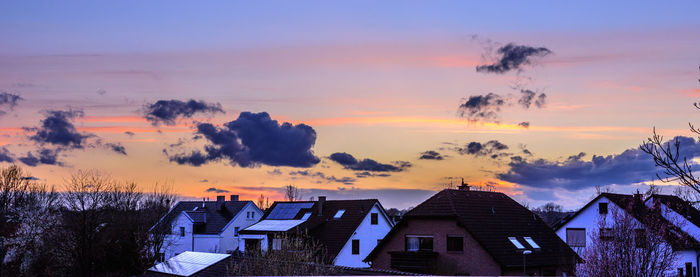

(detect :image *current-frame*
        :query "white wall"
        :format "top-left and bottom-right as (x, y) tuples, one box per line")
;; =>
(556, 196), (700, 273)
(220, 202), (264, 253)
(333, 203), (393, 268)
(162, 213), (194, 259)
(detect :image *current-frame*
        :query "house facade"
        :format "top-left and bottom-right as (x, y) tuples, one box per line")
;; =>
(366, 185), (578, 276)
(153, 195), (263, 260)
(555, 192), (700, 277)
(238, 196), (393, 268)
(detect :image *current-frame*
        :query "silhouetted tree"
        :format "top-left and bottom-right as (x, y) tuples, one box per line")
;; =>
(284, 184), (300, 202)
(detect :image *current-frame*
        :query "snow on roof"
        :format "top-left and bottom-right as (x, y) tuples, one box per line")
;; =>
(244, 219), (307, 231)
(149, 251), (230, 276)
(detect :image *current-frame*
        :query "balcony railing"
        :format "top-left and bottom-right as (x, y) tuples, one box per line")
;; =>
(388, 251), (439, 273)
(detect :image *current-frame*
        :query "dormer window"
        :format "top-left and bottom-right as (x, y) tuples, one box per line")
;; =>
(599, 202), (608, 214)
(334, 209), (345, 219)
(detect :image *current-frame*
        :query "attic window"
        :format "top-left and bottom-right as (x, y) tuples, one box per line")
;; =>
(508, 237), (525, 249)
(523, 237), (540, 249)
(599, 202), (608, 214)
(301, 212), (312, 220)
(333, 209), (345, 219)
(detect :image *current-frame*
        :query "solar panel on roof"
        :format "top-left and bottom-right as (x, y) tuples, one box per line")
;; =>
(267, 202), (314, 219)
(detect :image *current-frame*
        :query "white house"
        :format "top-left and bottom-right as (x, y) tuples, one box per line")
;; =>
(555, 192), (700, 276)
(152, 195), (263, 260)
(239, 196), (394, 268)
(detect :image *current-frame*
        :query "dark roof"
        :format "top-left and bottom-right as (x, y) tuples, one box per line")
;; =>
(556, 193), (700, 250)
(240, 199), (385, 260)
(153, 200), (251, 235)
(366, 189), (578, 268)
(650, 194), (700, 228)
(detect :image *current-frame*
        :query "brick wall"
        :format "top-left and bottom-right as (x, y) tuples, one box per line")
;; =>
(370, 218), (501, 275)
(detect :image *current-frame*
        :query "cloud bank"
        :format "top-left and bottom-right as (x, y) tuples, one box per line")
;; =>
(168, 111), (320, 168)
(329, 152), (411, 172)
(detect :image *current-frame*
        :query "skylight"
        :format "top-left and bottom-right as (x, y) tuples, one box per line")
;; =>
(334, 209), (345, 219)
(524, 237), (540, 249)
(508, 237), (525, 249)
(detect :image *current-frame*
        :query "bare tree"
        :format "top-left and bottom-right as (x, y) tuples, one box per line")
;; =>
(640, 66), (700, 197)
(284, 184), (300, 202)
(256, 193), (270, 210)
(228, 232), (334, 275)
(576, 205), (678, 277)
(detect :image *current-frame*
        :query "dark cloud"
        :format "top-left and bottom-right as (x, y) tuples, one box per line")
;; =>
(96, 89), (107, 95)
(518, 122), (530, 128)
(267, 168), (282, 175)
(0, 92), (23, 113)
(518, 90), (546, 109)
(0, 147), (14, 163)
(20, 176), (40, 181)
(124, 131), (135, 137)
(26, 109), (90, 148)
(476, 43), (552, 74)
(168, 112), (320, 168)
(458, 93), (505, 122)
(18, 148), (62, 167)
(498, 136), (700, 191)
(328, 152), (357, 166)
(205, 187), (230, 193)
(355, 171), (391, 178)
(453, 140), (510, 159)
(328, 152), (410, 172)
(105, 143), (127, 155)
(419, 150), (444, 160)
(143, 99), (224, 126)
(288, 170), (356, 185)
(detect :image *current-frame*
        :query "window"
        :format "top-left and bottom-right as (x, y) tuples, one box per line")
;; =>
(600, 228), (614, 241)
(447, 236), (464, 252)
(523, 237), (540, 249)
(634, 229), (646, 248)
(334, 209), (345, 219)
(508, 237), (525, 249)
(246, 211), (251, 219)
(405, 236), (433, 252)
(371, 213), (378, 225)
(180, 226), (185, 237)
(234, 227), (239, 237)
(599, 202), (608, 214)
(566, 228), (586, 247)
(352, 239), (360, 255)
(272, 238), (282, 251)
(251, 212), (255, 219)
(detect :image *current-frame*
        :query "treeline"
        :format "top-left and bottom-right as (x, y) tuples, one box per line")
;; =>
(0, 165), (175, 277)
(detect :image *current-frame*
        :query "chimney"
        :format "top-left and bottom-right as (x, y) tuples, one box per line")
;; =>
(633, 190), (642, 202)
(202, 197), (206, 208)
(458, 178), (470, 191)
(318, 196), (326, 216)
(217, 195), (225, 210)
(230, 194), (239, 201)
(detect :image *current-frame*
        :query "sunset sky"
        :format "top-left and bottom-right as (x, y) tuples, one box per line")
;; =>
(1, 1), (699, 210)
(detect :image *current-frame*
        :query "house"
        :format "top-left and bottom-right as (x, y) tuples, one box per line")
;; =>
(238, 196), (394, 268)
(555, 192), (700, 276)
(145, 251), (232, 277)
(152, 195), (264, 260)
(365, 184), (578, 276)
